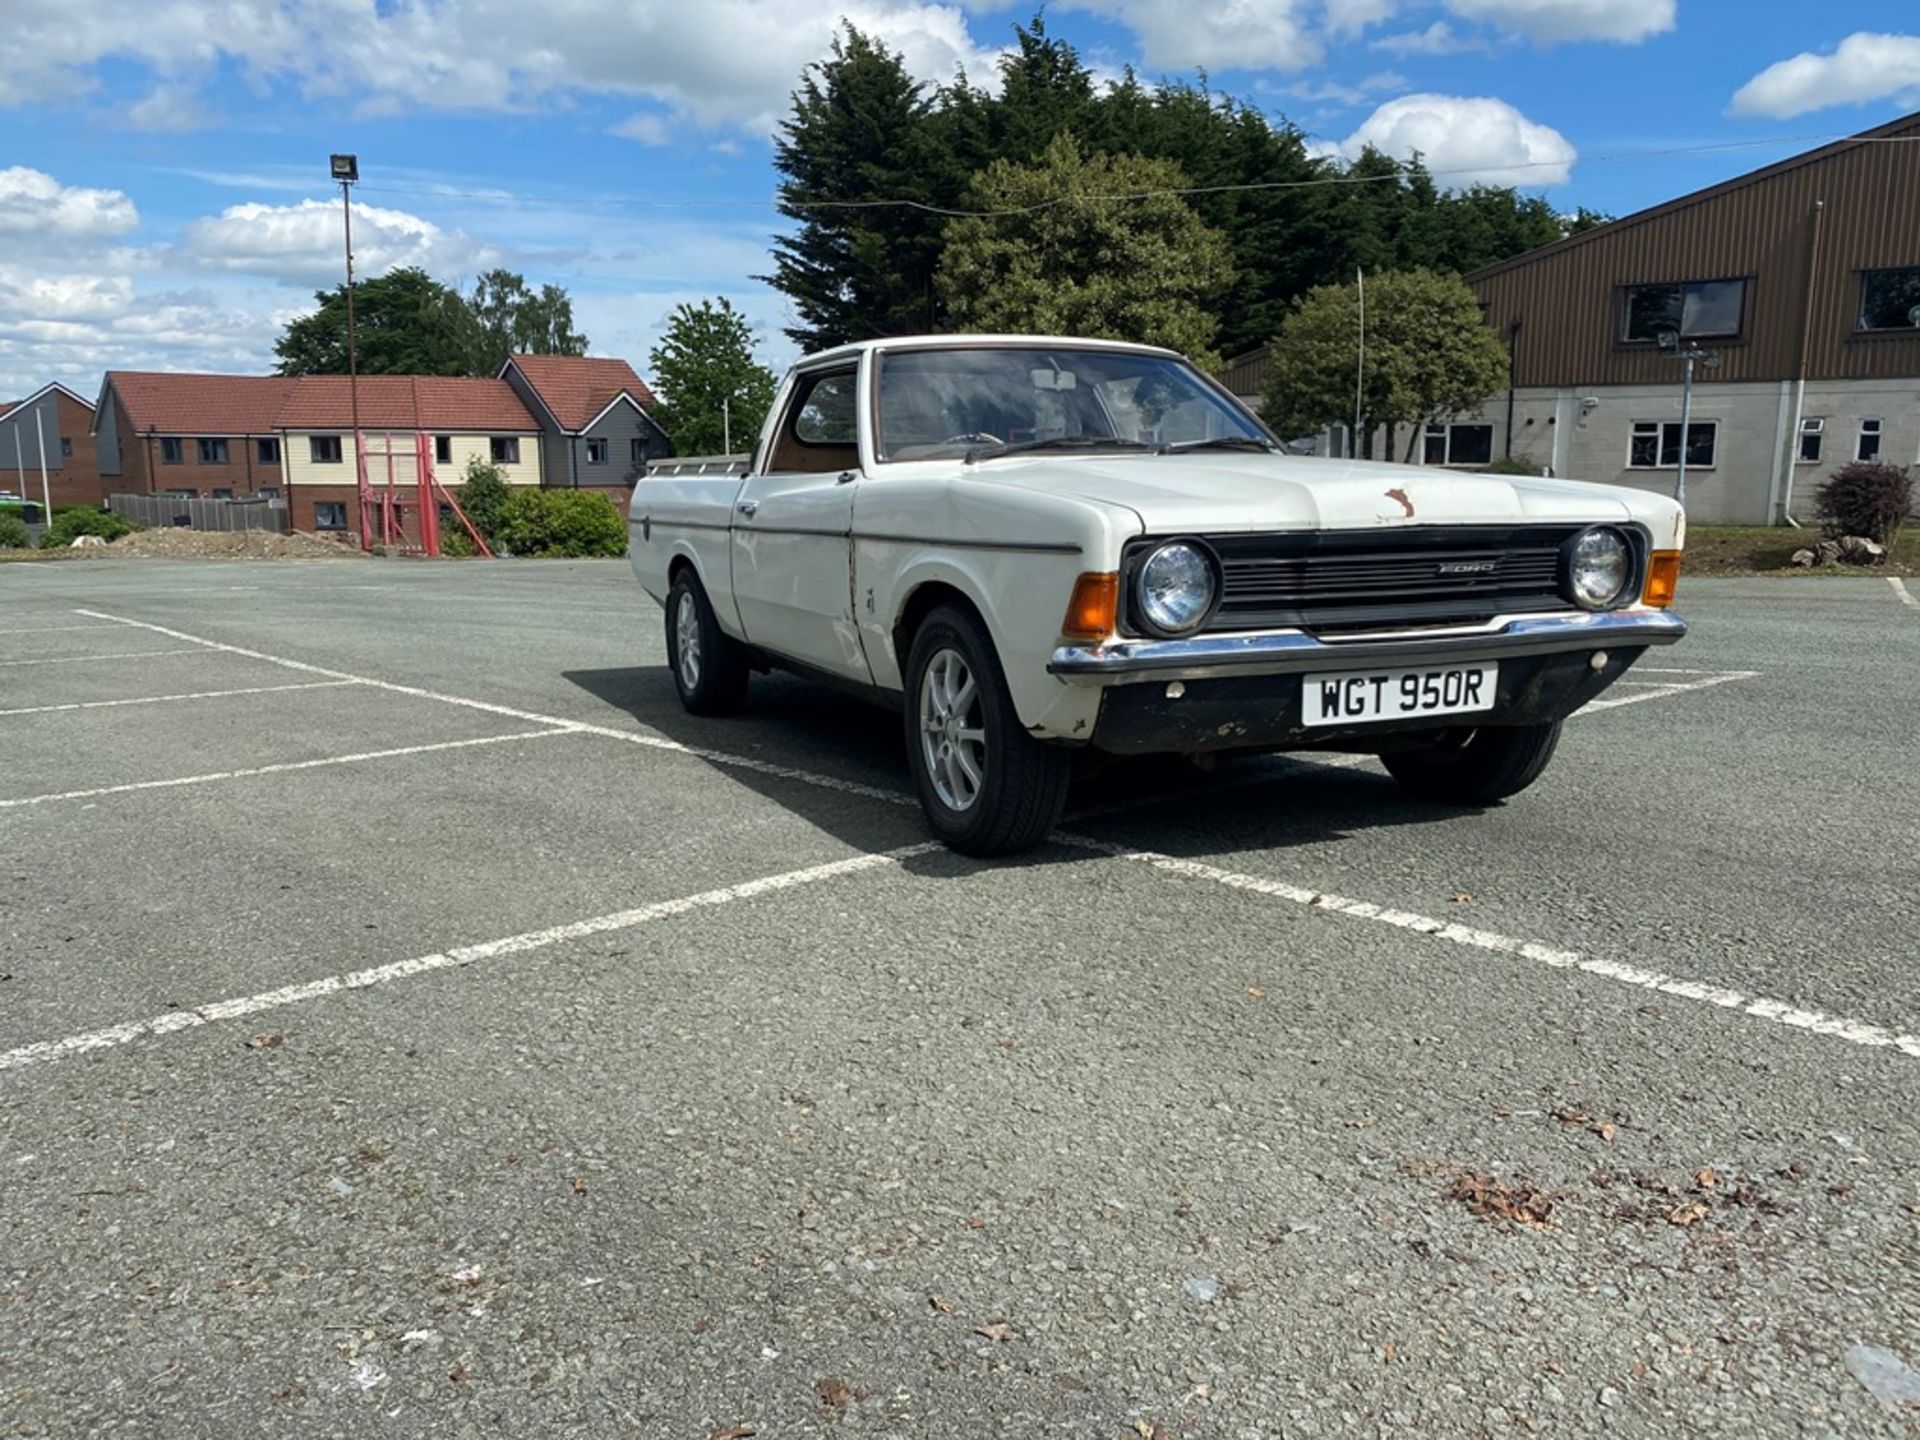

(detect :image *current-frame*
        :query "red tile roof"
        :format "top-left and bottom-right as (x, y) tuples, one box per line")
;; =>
(105, 372), (297, 436)
(507, 354), (656, 431)
(276, 376), (538, 432)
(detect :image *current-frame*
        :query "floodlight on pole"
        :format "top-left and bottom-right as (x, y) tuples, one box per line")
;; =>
(332, 153), (368, 550)
(1656, 329), (1719, 511)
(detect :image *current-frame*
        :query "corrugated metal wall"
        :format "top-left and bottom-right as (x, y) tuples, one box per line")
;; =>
(1471, 118), (1920, 389)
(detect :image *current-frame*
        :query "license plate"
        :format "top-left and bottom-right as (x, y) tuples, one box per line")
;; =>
(1302, 663), (1498, 726)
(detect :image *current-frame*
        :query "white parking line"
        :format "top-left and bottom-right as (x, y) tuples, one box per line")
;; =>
(0, 728), (574, 811)
(0, 648), (202, 668)
(0, 679), (361, 719)
(75, 609), (914, 807)
(1892, 577), (1918, 610)
(1, 624), (127, 635)
(1579, 669), (1758, 712)
(1056, 837), (1920, 1061)
(0, 842), (940, 1073)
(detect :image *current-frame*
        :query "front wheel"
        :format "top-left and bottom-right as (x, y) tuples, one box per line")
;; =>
(665, 569), (750, 716)
(904, 606), (1071, 857)
(1380, 722), (1562, 805)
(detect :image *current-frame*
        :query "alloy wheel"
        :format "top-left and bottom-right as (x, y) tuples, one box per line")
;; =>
(918, 647), (986, 812)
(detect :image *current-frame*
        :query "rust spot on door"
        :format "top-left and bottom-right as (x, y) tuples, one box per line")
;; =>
(1385, 487), (1415, 518)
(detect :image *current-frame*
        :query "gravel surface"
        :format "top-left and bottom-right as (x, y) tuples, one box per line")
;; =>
(0, 559), (1915, 1438)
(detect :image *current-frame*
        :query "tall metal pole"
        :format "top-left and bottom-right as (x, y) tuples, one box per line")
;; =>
(34, 402), (52, 521)
(722, 395), (731, 456)
(1675, 351), (1694, 509)
(1353, 268), (1366, 460)
(342, 177), (365, 550)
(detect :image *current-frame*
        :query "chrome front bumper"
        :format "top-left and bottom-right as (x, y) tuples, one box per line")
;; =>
(1048, 609), (1688, 685)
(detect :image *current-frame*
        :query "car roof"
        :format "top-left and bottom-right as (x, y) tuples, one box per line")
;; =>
(795, 334), (1185, 368)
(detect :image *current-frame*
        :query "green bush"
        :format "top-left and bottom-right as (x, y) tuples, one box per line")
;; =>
(494, 489), (627, 558)
(0, 513), (29, 549)
(454, 456), (512, 546)
(1483, 455), (1544, 476)
(1813, 462), (1911, 547)
(38, 508), (139, 549)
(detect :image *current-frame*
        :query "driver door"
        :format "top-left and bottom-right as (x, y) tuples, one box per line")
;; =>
(729, 363), (870, 681)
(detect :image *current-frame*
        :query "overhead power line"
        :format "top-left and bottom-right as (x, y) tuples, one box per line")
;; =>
(345, 127), (1920, 220)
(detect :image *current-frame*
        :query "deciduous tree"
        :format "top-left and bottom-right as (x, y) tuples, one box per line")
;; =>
(647, 298), (779, 456)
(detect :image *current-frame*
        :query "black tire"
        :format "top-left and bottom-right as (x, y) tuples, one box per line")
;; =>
(1380, 721), (1563, 805)
(903, 605), (1072, 857)
(665, 569), (750, 716)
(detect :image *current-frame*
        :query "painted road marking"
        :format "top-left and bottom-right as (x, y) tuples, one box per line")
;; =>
(0, 679), (362, 719)
(1892, 577), (1918, 610)
(0, 648), (202, 668)
(1055, 837), (1920, 1061)
(0, 843), (941, 1073)
(75, 609), (914, 807)
(1580, 669), (1758, 712)
(1, 624), (130, 636)
(0, 728), (574, 811)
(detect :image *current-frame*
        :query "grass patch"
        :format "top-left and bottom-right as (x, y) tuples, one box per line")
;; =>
(1685, 525), (1920, 578)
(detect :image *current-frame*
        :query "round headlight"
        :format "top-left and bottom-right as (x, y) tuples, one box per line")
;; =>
(1565, 527), (1633, 609)
(1137, 540), (1217, 634)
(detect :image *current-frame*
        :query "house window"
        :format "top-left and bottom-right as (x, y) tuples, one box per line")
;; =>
(197, 438), (229, 464)
(257, 486), (281, 500)
(1858, 418), (1883, 462)
(60, 437), (72, 458)
(435, 436), (452, 464)
(1797, 417), (1824, 464)
(160, 437), (183, 464)
(631, 437), (648, 469)
(585, 437), (608, 465)
(310, 435), (343, 464)
(257, 438), (280, 464)
(1858, 267), (1920, 332)
(212, 488), (234, 499)
(313, 502), (349, 531)
(490, 436), (520, 464)
(1629, 420), (1717, 469)
(1422, 423), (1495, 467)
(1621, 279), (1747, 343)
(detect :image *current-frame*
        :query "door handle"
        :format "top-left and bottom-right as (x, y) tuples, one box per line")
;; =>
(835, 471), (856, 485)
(736, 499), (759, 518)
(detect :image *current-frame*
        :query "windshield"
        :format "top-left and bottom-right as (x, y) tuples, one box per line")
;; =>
(875, 345), (1271, 463)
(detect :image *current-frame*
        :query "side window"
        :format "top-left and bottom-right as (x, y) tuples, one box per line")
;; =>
(767, 367), (860, 473)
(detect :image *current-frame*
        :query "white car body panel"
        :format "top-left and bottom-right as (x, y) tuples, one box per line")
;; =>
(628, 334), (1687, 743)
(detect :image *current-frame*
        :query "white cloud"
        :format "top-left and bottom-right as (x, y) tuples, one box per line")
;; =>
(1730, 33), (1920, 119)
(123, 84), (210, 132)
(1324, 0), (1400, 37)
(1371, 21), (1491, 56)
(1444, 0), (1673, 45)
(1062, 0), (1322, 70)
(180, 200), (496, 287)
(1282, 71), (1408, 108)
(0, 168), (138, 242)
(1322, 94), (1577, 185)
(611, 113), (674, 146)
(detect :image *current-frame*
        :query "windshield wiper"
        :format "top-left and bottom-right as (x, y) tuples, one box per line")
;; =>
(964, 435), (1158, 464)
(1155, 436), (1282, 455)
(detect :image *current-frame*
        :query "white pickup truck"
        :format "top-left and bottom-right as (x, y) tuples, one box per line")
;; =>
(629, 334), (1686, 855)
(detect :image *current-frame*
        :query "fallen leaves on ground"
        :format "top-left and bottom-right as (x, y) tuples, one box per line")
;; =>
(929, 1294), (956, 1315)
(974, 1321), (1017, 1343)
(1446, 1171), (1556, 1230)
(569, 1177), (588, 1196)
(1695, 1168), (1720, 1189)
(1552, 1108), (1618, 1143)
(1246, 986), (1265, 999)
(1448, 890), (1475, 904)
(1667, 1201), (1713, 1228)
(815, 1377), (852, 1409)
(244, 1032), (283, 1049)
(710, 1427), (756, 1440)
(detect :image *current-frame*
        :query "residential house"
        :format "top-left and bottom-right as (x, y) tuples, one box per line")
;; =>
(500, 353), (671, 509)
(92, 373), (295, 500)
(274, 375), (542, 535)
(0, 384), (103, 508)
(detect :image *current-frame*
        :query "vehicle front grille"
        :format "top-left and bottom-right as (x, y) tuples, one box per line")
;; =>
(1122, 524), (1628, 635)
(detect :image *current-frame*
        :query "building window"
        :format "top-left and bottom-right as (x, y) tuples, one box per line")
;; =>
(631, 437), (648, 469)
(257, 438), (280, 464)
(257, 486), (281, 500)
(1797, 417), (1824, 464)
(1629, 420), (1717, 469)
(1621, 279), (1746, 344)
(585, 437), (608, 465)
(1858, 418), (1883, 462)
(310, 435), (343, 464)
(1422, 423), (1495, 467)
(197, 438), (230, 464)
(435, 436), (452, 464)
(490, 436), (520, 464)
(212, 487), (234, 499)
(314, 502), (349, 531)
(164, 488), (197, 498)
(60, 437), (72, 458)
(1859, 267), (1920, 332)
(160, 437), (183, 464)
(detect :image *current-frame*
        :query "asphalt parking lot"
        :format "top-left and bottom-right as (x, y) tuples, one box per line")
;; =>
(1, 558), (1916, 1438)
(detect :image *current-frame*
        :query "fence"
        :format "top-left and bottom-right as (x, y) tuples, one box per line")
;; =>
(108, 493), (292, 534)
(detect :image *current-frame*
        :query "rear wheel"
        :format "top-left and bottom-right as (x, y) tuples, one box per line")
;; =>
(1381, 722), (1562, 805)
(904, 606), (1071, 857)
(666, 569), (749, 716)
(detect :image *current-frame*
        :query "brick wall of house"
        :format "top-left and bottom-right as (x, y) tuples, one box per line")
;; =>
(0, 390), (103, 507)
(120, 427), (287, 499)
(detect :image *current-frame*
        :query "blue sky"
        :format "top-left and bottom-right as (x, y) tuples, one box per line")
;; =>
(3, 1), (1917, 399)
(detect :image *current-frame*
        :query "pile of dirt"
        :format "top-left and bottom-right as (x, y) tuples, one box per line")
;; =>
(108, 529), (366, 560)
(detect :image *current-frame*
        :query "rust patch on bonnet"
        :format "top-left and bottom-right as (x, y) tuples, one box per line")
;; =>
(1384, 487), (1415, 518)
